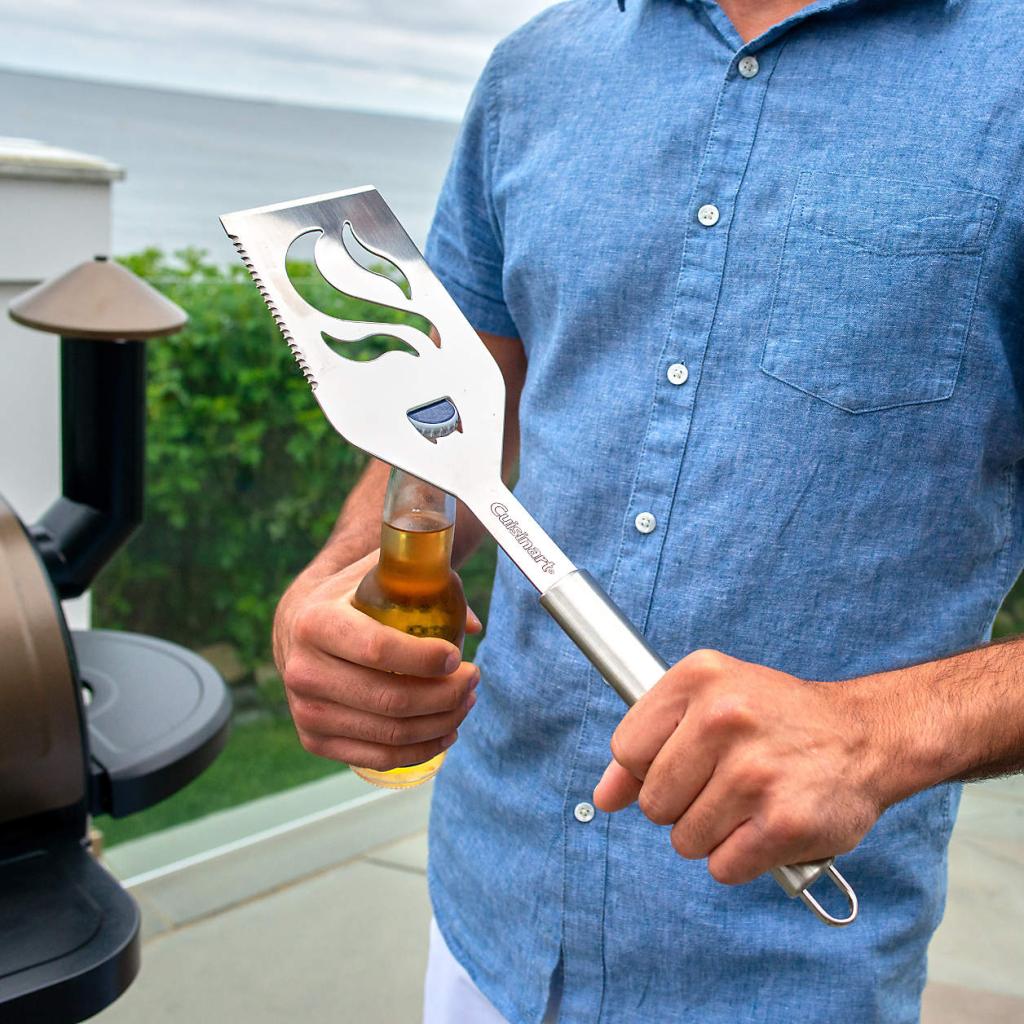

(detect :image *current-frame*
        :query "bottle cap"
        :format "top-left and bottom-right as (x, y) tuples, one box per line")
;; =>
(408, 399), (460, 439)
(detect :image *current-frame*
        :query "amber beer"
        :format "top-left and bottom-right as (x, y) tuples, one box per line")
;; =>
(351, 467), (466, 789)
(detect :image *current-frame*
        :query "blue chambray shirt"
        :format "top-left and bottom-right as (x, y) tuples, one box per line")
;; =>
(423, 1), (1024, 1021)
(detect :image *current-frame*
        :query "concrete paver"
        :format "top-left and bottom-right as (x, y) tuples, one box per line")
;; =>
(926, 778), (1024, 1000)
(94, 778), (1024, 1023)
(95, 859), (432, 1024)
(921, 982), (1024, 1024)
(365, 832), (429, 875)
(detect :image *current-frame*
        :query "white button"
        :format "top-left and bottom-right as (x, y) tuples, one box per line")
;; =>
(574, 801), (595, 823)
(698, 204), (720, 227)
(667, 362), (689, 386)
(738, 56), (760, 79)
(634, 512), (657, 534)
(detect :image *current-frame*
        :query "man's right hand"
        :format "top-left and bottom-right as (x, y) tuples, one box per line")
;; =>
(273, 550), (481, 772)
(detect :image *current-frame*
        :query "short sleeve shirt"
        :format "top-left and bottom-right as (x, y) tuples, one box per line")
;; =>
(424, 2), (1024, 1022)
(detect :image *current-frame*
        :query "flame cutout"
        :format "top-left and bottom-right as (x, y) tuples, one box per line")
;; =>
(342, 220), (412, 300)
(286, 229), (436, 364)
(223, 187), (509, 495)
(321, 330), (419, 361)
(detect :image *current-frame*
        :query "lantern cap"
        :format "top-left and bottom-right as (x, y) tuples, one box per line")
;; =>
(8, 256), (187, 340)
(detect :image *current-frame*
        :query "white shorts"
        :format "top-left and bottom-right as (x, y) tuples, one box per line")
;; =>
(423, 919), (561, 1024)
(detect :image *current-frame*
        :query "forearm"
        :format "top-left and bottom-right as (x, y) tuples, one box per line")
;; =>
(313, 458), (391, 574)
(854, 635), (1024, 808)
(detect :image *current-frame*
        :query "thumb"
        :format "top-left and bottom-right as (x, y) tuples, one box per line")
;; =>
(592, 760), (643, 813)
(466, 605), (483, 635)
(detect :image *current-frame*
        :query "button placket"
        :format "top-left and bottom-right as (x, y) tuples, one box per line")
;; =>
(610, 45), (779, 634)
(559, 47), (779, 1023)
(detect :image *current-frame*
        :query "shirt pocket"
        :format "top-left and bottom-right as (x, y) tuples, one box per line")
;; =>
(760, 172), (999, 414)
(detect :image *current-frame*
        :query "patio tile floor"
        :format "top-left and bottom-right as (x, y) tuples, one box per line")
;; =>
(94, 777), (1024, 1023)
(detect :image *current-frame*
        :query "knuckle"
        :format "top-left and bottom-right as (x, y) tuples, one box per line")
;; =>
(609, 732), (627, 764)
(685, 648), (727, 678)
(670, 826), (702, 860)
(707, 856), (744, 886)
(609, 732), (642, 776)
(292, 607), (321, 647)
(637, 788), (671, 826)
(373, 684), (409, 718)
(441, 684), (465, 713)
(281, 665), (303, 695)
(281, 651), (313, 694)
(299, 731), (328, 758)
(376, 718), (409, 748)
(734, 757), (773, 796)
(358, 630), (386, 667)
(289, 695), (317, 730)
(704, 696), (754, 735)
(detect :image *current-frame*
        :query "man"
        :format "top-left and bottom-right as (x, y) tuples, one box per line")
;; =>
(273, 0), (1024, 1020)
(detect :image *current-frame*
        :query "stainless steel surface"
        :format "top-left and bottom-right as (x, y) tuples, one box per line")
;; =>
(775, 863), (859, 927)
(539, 570), (858, 926)
(539, 569), (668, 704)
(772, 860), (829, 897)
(220, 188), (573, 593)
(221, 188), (859, 924)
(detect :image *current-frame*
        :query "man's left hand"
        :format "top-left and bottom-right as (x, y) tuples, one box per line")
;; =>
(592, 649), (887, 885)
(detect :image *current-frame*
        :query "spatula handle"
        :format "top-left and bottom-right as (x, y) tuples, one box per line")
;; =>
(539, 568), (858, 927)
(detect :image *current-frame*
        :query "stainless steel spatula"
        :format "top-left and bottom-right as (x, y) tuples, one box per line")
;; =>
(220, 186), (858, 927)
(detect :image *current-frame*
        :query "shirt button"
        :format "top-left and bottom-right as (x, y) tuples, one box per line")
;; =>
(667, 362), (689, 386)
(697, 204), (720, 227)
(634, 512), (657, 534)
(574, 801), (595, 823)
(737, 55), (760, 79)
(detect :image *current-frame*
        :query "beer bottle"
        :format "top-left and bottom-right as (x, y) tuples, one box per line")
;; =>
(350, 449), (466, 789)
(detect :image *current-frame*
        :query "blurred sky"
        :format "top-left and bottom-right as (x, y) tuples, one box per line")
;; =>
(0, 0), (553, 121)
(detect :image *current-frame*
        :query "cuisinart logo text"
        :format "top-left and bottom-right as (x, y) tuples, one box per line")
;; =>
(490, 503), (556, 574)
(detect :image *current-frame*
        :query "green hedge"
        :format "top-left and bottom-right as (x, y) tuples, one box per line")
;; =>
(93, 247), (1024, 675)
(93, 249), (496, 671)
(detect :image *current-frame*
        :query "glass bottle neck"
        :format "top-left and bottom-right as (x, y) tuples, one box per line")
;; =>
(380, 468), (456, 572)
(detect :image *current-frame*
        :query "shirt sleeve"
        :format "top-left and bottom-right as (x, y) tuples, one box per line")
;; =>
(425, 52), (519, 340)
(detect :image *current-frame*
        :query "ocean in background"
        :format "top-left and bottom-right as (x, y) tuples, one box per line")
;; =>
(0, 1), (549, 122)
(0, 69), (460, 258)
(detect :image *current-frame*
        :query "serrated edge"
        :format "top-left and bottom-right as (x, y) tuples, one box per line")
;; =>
(227, 233), (318, 390)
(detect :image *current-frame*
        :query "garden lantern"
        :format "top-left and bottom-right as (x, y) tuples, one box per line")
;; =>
(9, 254), (187, 596)
(0, 258), (231, 1023)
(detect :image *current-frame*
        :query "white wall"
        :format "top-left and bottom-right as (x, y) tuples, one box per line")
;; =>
(0, 139), (124, 628)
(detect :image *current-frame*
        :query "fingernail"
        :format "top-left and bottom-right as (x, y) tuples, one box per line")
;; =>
(466, 691), (478, 710)
(445, 651), (461, 673)
(469, 670), (481, 690)
(441, 731), (458, 749)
